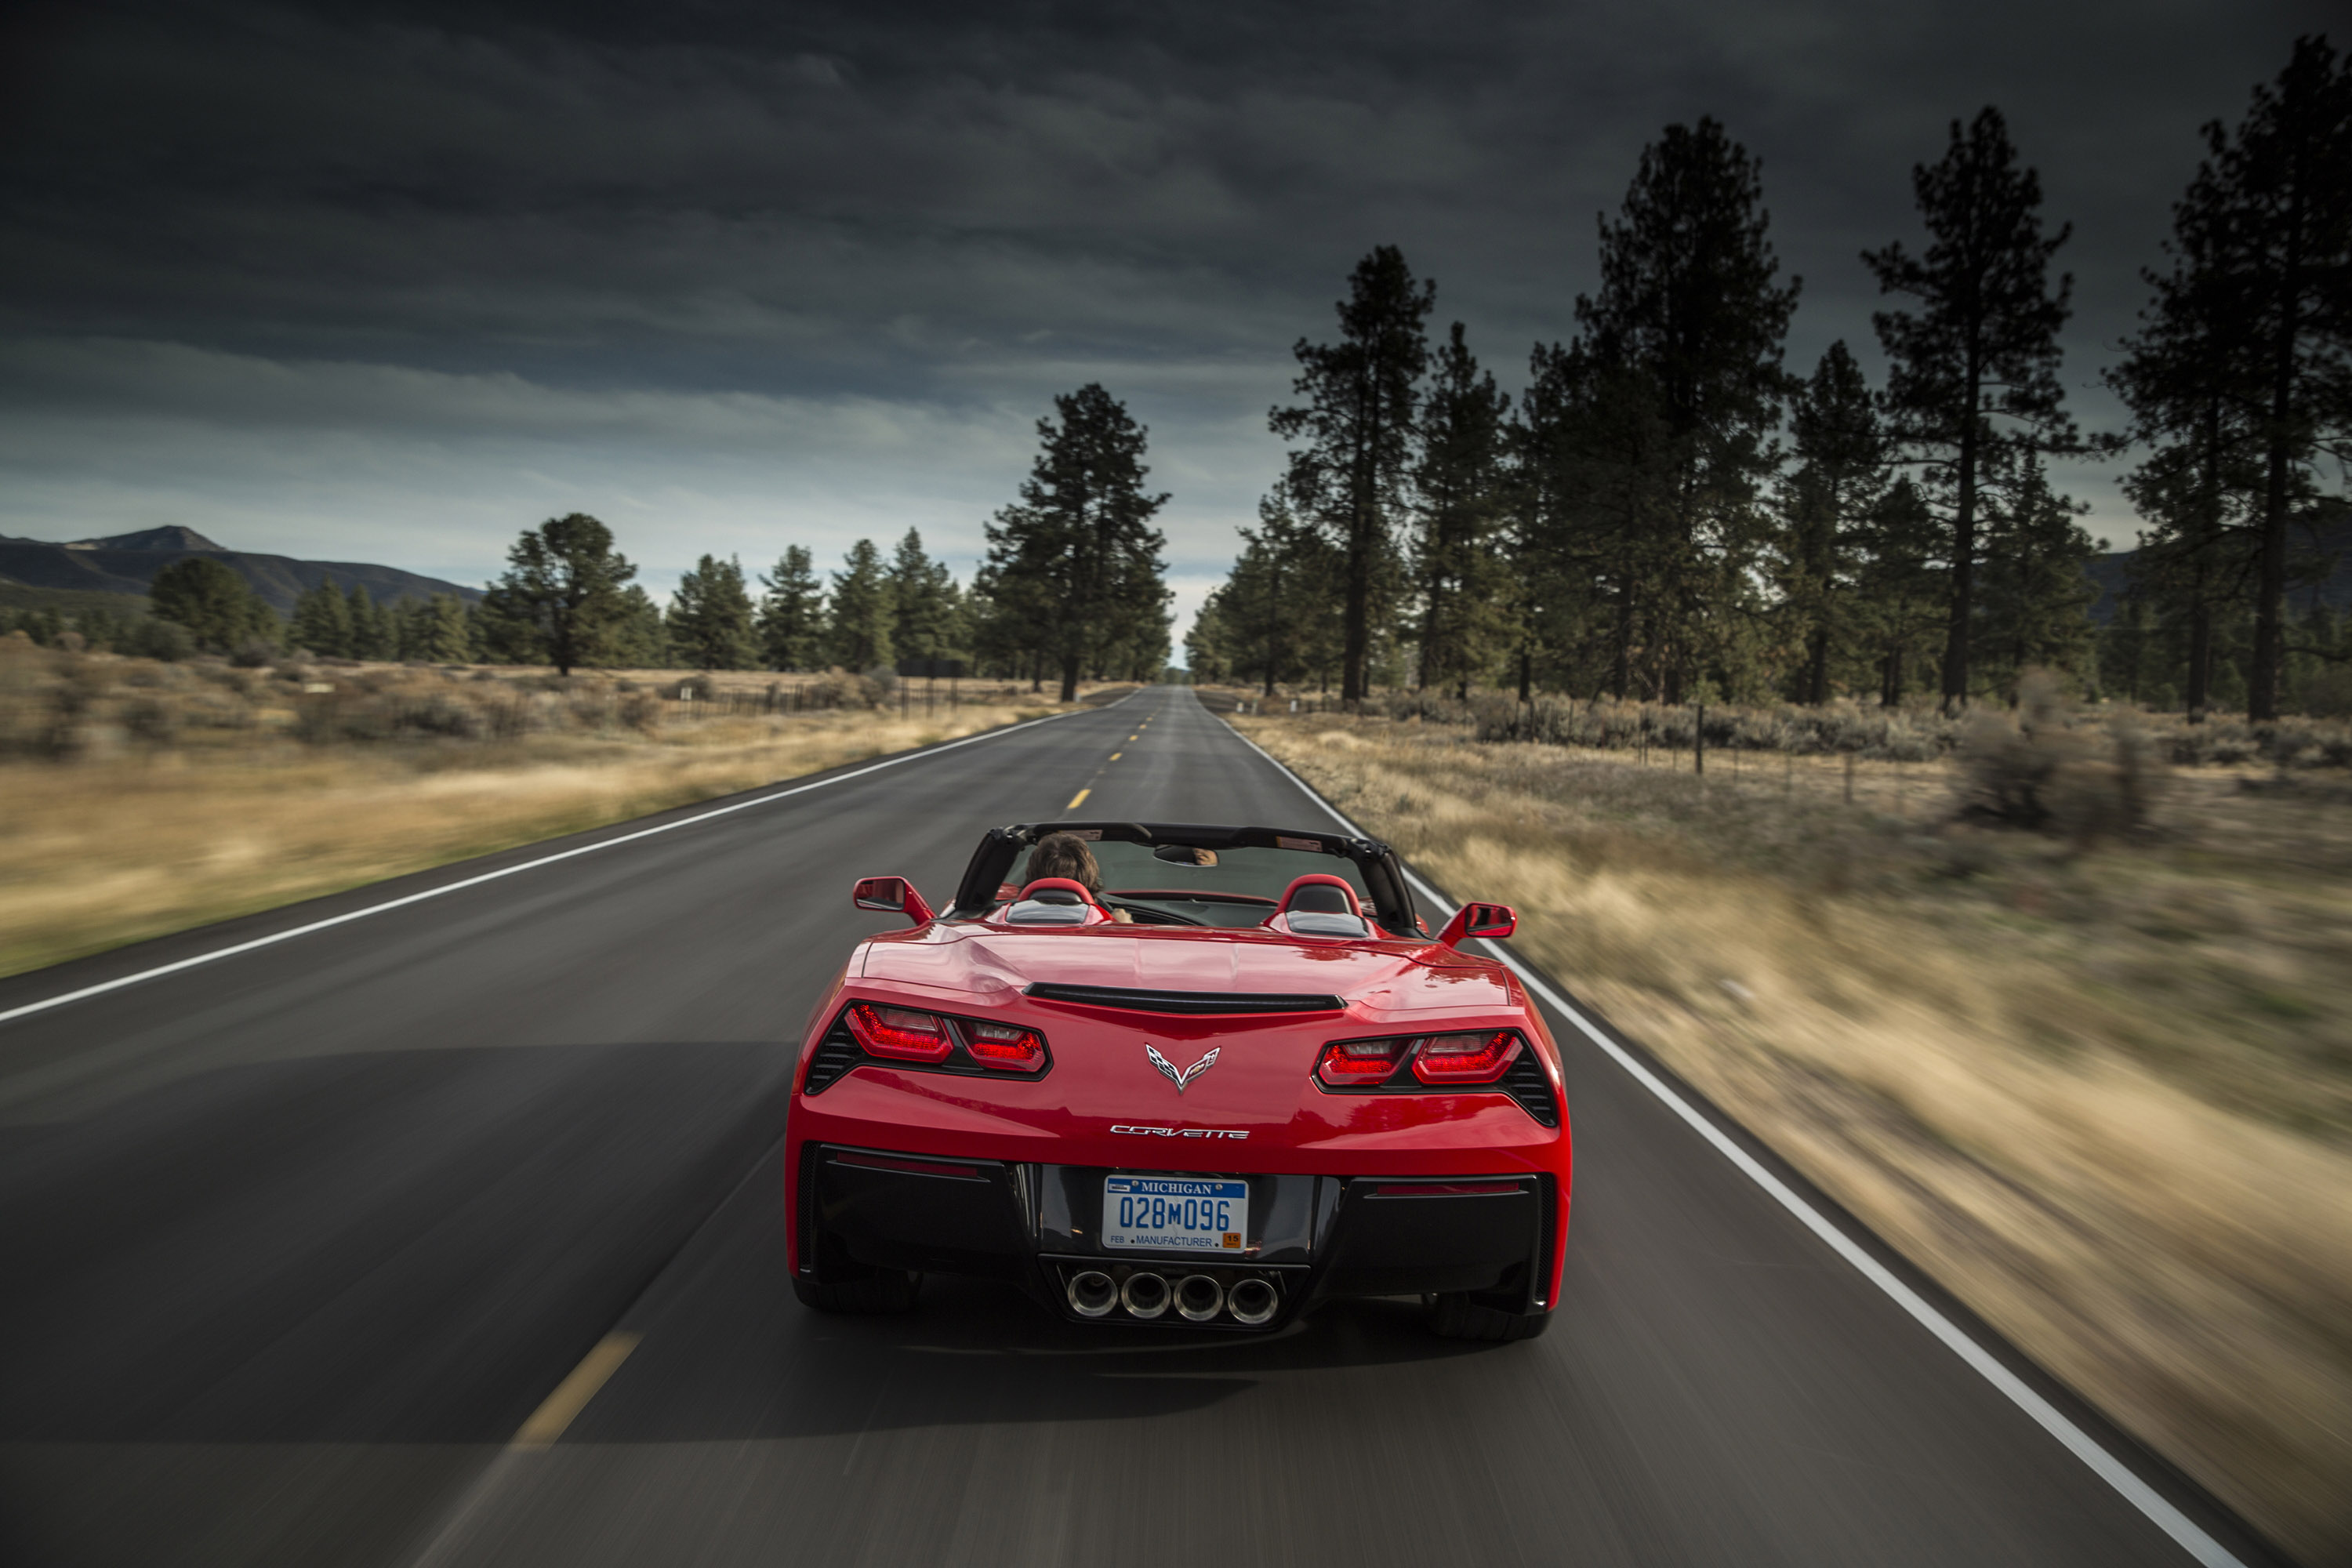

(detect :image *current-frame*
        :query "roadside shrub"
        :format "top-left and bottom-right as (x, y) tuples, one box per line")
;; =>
(1954, 672), (2165, 844)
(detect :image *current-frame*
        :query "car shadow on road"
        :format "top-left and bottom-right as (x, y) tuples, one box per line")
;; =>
(568, 1145), (1512, 1445)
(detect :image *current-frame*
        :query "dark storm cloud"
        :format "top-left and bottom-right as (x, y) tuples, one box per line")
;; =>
(0, 0), (2336, 612)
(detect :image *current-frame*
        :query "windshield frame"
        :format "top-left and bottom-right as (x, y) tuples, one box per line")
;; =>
(949, 821), (1421, 938)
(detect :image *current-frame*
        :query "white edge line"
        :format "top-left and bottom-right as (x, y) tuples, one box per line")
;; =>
(0, 691), (1138, 1030)
(1215, 710), (2242, 1568)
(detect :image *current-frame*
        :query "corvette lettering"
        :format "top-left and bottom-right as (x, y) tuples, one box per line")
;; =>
(1109, 1124), (1250, 1139)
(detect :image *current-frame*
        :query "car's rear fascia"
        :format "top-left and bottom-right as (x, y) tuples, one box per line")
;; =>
(784, 964), (1573, 1330)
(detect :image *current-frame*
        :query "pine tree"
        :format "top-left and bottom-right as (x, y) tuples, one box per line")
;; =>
(608, 586), (671, 668)
(1775, 342), (1887, 703)
(1271, 247), (1433, 703)
(828, 539), (895, 671)
(1853, 477), (1947, 706)
(481, 514), (638, 675)
(1575, 118), (1800, 702)
(2108, 133), (2269, 721)
(1865, 106), (2080, 711)
(2167, 38), (2352, 718)
(148, 557), (277, 654)
(424, 593), (473, 663)
(756, 546), (826, 670)
(345, 585), (387, 661)
(290, 577), (352, 656)
(1411, 323), (1513, 695)
(885, 529), (959, 666)
(666, 554), (758, 670)
(982, 383), (1171, 701)
(1975, 456), (2099, 690)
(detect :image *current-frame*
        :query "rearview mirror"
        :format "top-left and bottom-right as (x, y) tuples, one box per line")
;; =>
(1152, 844), (1219, 866)
(1436, 902), (1516, 948)
(852, 876), (935, 927)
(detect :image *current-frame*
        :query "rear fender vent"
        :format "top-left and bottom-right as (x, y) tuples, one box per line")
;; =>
(803, 1019), (864, 1094)
(1024, 983), (1345, 1015)
(1500, 1052), (1560, 1128)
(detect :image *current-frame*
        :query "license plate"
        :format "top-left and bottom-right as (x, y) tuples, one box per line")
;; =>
(1102, 1175), (1248, 1253)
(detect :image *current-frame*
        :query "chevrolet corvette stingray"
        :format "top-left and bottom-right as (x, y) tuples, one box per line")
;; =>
(784, 822), (1572, 1340)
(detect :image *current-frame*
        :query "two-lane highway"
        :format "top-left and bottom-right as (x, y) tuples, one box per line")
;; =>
(0, 689), (2266, 1566)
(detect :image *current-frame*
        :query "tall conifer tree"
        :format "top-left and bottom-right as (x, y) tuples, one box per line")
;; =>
(1865, 107), (2079, 711)
(828, 539), (895, 671)
(1272, 247), (1433, 703)
(756, 546), (826, 670)
(667, 554), (758, 670)
(982, 384), (1171, 702)
(1411, 324), (1513, 695)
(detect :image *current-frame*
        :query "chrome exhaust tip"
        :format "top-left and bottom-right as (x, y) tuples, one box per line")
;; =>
(1120, 1271), (1171, 1320)
(1175, 1274), (1225, 1323)
(1067, 1269), (1117, 1319)
(1227, 1276), (1278, 1326)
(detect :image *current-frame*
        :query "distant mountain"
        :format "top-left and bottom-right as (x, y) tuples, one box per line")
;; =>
(2084, 517), (2350, 624)
(66, 526), (228, 553)
(0, 532), (484, 614)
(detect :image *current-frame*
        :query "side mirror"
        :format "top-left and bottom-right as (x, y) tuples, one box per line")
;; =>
(852, 876), (935, 927)
(1436, 902), (1516, 948)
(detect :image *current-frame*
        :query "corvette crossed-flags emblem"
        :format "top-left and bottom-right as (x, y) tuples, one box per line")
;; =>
(1144, 1043), (1219, 1094)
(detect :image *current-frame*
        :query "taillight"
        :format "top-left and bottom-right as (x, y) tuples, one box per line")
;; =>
(964, 1020), (1047, 1073)
(1318, 1037), (1408, 1086)
(1410, 1030), (1521, 1084)
(845, 1004), (953, 1063)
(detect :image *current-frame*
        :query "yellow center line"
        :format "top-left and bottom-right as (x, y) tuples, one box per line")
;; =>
(1108, 752), (1122, 761)
(514, 1332), (639, 1450)
(1128, 734), (1139, 742)
(1065, 787), (1091, 811)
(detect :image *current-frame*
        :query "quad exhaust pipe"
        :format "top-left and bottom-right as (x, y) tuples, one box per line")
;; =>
(1120, 1271), (1171, 1319)
(1175, 1274), (1224, 1323)
(1066, 1266), (1279, 1326)
(1067, 1269), (1117, 1318)
(1227, 1276), (1278, 1326)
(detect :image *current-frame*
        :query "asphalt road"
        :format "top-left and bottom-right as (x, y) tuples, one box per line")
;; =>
(0, 688), (2270, 1567)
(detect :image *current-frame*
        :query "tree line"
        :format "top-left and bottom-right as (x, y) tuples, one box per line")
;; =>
(470, 385), (1173, 696)
(1188, 35), (2352, 720)
(10, 383), (1178, 693)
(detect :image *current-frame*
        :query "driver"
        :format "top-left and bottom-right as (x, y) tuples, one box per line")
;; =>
(1026, 832), (1134, 924)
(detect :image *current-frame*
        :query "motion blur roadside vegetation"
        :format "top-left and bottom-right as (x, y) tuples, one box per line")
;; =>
(0, 629), (1123, 979)
(1228, 683), (2352, 1563)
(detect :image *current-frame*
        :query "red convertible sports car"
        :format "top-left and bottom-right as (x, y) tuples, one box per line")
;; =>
(784, 822), (1572, 1340)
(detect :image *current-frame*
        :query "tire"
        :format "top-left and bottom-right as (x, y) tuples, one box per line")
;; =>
(1430, 1290), (1552, 1341)
(793, 1270), (923, 1315)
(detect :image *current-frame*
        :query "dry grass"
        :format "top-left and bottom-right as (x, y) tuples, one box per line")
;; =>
(0, 636), (1111, 978)
(1235, 710), (2352, 1565)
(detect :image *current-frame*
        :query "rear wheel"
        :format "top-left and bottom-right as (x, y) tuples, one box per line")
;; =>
(1430, 1290), (1552, 1341)
(793, 1269), (923, 1314)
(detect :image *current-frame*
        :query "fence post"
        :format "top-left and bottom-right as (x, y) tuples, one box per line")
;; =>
(1694, 700), (1705, 777)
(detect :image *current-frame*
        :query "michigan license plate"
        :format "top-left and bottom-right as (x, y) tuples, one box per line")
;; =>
(1102, 1175), (1247, 1253)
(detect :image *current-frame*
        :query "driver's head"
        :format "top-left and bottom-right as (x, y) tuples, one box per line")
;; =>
(1029, 832), (1103, 895)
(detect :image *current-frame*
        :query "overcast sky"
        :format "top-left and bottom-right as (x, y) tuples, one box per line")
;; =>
(0, 0), (2334, 644)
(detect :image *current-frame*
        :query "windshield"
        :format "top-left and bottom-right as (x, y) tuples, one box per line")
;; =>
(1004, 840), (1372, 930)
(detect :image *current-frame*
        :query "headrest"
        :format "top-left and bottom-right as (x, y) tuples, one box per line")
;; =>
(1269, 873), (1370, 939)
(1275, 874), (1361, 915)
(1004, 876), (1105, 927)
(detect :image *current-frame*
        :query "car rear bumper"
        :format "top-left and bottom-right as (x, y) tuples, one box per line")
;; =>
(792, 1141), (1563, 1330)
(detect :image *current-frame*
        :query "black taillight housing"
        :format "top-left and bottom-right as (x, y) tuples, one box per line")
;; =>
(806, 1003), (1052, 1092)
(1311, 1029), (1559, 1127)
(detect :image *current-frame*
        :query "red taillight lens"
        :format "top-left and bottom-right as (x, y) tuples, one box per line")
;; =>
(964, 1020), (1047, 1073)
(1410, 1030), (1521, 1084)
(1318, 1036), (1408, 1086)
(845, 1004), (953, 1063)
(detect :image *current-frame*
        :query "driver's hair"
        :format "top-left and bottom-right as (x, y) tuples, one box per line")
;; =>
(1027, 832), (1103, 895)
